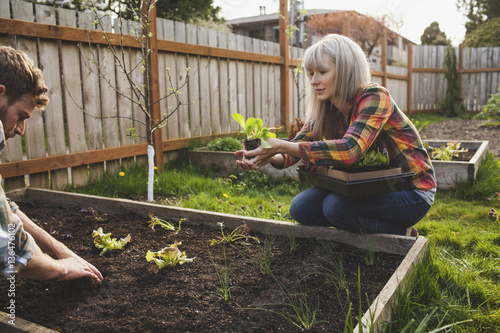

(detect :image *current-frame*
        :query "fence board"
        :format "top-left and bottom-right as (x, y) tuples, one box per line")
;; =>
(208, 29), (221, 135)
(197, 26), (211, 136)
(78, 11), (105, 180)
(227, 33), (239, 132)
(113, 18), (135, 169)
(244, 37), (254, 118)
(252, 39), (261, 121)
(236, 35), (246, 120)
(58, 7), (88, 187)
(186, 23), (201, 137)
(218, 30), (230, 134)
(174, 21), (190, 139)
(36, 5), (68, 190)
(9, 1), (47, 189)
(261, 40), (269, 125)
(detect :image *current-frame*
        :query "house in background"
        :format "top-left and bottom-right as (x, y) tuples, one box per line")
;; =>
(227, 7), (414, 67)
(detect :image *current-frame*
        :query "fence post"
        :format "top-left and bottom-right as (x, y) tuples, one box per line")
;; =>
(407, 43), (413, 114)
(381, 28), (387, 88)
(458, 43), (463, 100)
(143, 1), (163, 171)
(279, 0), (290, 130)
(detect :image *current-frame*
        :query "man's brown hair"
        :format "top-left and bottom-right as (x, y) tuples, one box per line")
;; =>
(0, 46), (49, 109)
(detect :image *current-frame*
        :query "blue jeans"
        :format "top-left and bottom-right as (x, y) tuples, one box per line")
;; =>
(289, 187), (431, 235)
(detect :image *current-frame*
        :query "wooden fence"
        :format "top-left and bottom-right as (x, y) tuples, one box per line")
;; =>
(0, 1), (499, 191)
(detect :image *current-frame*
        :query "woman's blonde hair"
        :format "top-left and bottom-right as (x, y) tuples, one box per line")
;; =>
(302, 34), (371, 140)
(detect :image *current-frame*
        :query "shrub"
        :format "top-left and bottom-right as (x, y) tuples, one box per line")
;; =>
(451, 153), (500, 201)
(474, 88), (500, 126)
(206, 137), (243, 152)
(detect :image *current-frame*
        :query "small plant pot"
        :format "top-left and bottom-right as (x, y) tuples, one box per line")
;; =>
(244, 138), (260, 159)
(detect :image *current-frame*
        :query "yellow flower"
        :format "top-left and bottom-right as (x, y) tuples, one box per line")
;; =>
(222, 193), (228, 198)
(119, 172), (125, 177)
(154, 166), (158, 170)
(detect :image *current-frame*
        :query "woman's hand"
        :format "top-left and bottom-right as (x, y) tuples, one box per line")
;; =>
(234, 138), (287, 170)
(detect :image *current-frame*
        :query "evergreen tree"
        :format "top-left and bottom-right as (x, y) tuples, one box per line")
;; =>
(463, 16), (500, 46)
(439, 45), (466, 117)
(457, 0), (500, 33)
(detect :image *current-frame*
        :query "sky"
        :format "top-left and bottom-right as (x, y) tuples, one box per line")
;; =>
(213, 0), (468, 46)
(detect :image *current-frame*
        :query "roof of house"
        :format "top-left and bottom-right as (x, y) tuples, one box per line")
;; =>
(227, 9), (346, 25)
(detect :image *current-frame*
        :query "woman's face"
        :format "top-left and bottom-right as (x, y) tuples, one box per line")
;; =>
(307, 55), (336, 103)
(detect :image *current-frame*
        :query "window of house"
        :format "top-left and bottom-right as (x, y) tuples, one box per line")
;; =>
(272, 26), (279, 43)
(249, 29), (264, 39)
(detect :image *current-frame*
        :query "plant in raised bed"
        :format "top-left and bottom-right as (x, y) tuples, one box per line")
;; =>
(209, 222), (260, 246)
(145, 241), (195, 273)
(206, 137), (243, 152)
(148, 213), (183, 232)
(209, 248), (238, 302)
(84, 207), (108, 222)
(232, 113), (280, 151)
(92, 227), (131, 256)
(430, 141), (468, 161)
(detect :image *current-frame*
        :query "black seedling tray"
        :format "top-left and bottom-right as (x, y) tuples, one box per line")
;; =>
(298, 166), (415, 197)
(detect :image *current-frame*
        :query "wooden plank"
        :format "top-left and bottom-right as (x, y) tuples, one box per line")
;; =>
(279, 0), (290, 130)
(186, 23), (201, 137)
(267, 41), (276, 127)
(197, 26), (211, 136)
(164, 19), (179, 161)
(35, 4), (68, 190)
(97, 14), (120, 174)
(174, 21), (190, 139)
(156, 18), (169, 162)
(0, 18), (283, 64)
(0, 311), (59, 333)
(208, 29), (221, 135)
(227, 33), (239, 132)
(58, 7), (88, 188)
(24, 188), (417, 256)
(244, 37), (254, 118)
(355, 237), (428, 332)
(77, 11), (105, 180)
(114, 18), (135, 169)
(10, 1), (47, 189)
(218, 30), (230, 134)
(252, 38), (261, 120)
(236, 35), (246, 120)
(261, 40), (269, 124)
(274, 43), (281, 127)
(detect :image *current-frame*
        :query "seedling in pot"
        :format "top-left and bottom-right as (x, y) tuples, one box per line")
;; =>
(146, 241), (195, 273)
(92, 227), (131, 256)
(232, 113), (280, 156)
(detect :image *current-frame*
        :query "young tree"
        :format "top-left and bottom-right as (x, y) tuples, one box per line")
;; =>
(420, 22), (450, 45)
(439, 45), (466, 117)
(306, 11), (400, 57)
(79, 0), (189, 202)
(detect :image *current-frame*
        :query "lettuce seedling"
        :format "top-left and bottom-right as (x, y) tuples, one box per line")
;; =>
(232, 113), (280, 149)
(85, 207), (109, 222)
(92, 227), (131, 256)
(146, 241), (195, 273)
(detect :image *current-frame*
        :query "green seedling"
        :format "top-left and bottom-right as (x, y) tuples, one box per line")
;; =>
(431, 141), (468, 161)
(148, 213), (183, 232)
(357, 150), (388, 167)
(146, 241), (195, 273)
(232, 113), (280, 148)
(92, 227), (131, 256)
(209, 222), (260, 246)
(85, 207), (108, 222)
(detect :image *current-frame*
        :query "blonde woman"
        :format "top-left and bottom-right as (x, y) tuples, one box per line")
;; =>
(235, 34), (435, 236)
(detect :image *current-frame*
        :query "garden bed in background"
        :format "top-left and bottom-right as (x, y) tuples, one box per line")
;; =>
(0, 189), (427, 332)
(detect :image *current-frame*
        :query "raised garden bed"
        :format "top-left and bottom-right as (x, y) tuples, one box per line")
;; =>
(188, 147), (299, 179)
(1, 189), (428, 332)
(426, 140), (490, 190)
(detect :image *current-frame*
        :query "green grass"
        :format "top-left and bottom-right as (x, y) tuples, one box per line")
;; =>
(65, 151), (500, 332)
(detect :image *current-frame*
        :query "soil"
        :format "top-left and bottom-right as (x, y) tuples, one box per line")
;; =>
(0, 203), (404, 333)
(420, 118), (500, 159)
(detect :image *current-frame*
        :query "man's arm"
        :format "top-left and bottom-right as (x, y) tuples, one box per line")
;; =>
(14, 209), (103, 282)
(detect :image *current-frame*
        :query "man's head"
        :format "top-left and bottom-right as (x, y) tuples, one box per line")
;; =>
(0, 46), (49, 139)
